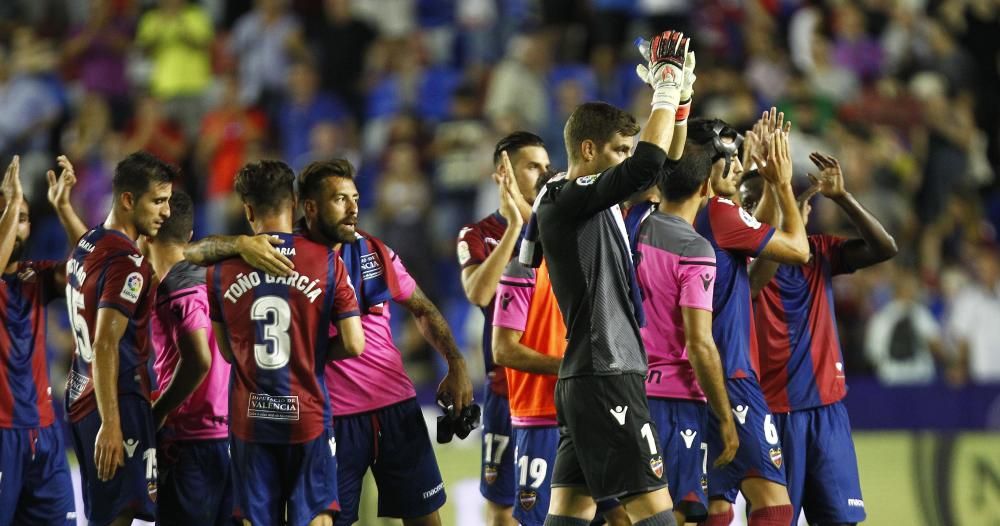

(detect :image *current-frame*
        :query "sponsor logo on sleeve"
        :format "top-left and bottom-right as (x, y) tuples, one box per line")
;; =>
(701, 273), (713, 291)
(120, 272), (143, 303)
(738, 207), (762, 229)
(500, 292), (513, 310)
(128, 254), (145, 267)
(457, 241), (471, 265)
(576, 174), (599, 186)
(360, 253), (383, 281)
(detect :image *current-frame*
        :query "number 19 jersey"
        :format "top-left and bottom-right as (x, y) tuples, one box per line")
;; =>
(207, 233), (360, 444)
(65, 225), (154, 422)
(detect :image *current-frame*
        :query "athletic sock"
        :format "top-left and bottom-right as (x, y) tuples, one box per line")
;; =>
(633, 510), (678, 526)
(544, 515), (592, 526)
(702, 507), (735, 526)
(748, 504), (795, 526)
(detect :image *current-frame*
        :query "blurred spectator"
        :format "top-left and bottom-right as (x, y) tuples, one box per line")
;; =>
(60, 92), (118, 227)
(311, 0), (377, 122)
(948, 244), (1000, 385)
(0, 38), (61, 159)
(123, 95), (186, 169)
(866, 268), (947, 385)
(229, 0), (307, 110)
(484, 31), (551, 133)
(830, 2), (884, 82)
(136, 0), (214, 137)
(196, 73), (267, 235)
(63, 0), (133, 127)
(278, 58), (349, 167)
(374, 142), (435, 290)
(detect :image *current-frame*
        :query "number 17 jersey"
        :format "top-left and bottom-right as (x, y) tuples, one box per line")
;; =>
(207, 233), (360, 444)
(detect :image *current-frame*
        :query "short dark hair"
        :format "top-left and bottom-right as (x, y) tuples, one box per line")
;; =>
(493, 131), (546, 165)
(660, 141), (715, 201)
(298, 159), (356, 201)
(156, 190), (194, 244)
(112, 151), (176, 199)
(234, 160), (297, 215)
(563, 102), (640, 163)
(687, 117), (739, 144)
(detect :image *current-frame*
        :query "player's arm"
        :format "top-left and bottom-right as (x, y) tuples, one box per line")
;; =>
(491, 326), (561, 375)
(461, 152), (523, 307)
(399, 285), (474, 410)
(753, 130), (809, 265)
(682, 306), (738, 466)
(184, 234), (294, 277)
(0, 156), (24, 271)
(211, 322), (234, 363)
(47, 155), (88, 245)
(666, 47), (695, 161)
(328, 254), (364, 359)
(749, 187), (818, 297)
(91, 307), (129, 482)
(808, 152), (897, 270)
(152, 327), (212, 430)
(328, 315), (364, 359)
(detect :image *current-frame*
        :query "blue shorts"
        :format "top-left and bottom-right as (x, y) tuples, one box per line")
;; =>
(156, 438), (233, 526)
(333, 398), (445, 525)
(231, 427), (340, 526)
(481, 387), (515, 506)
(776, 401), (866, 524)
(706, 377), (786, 502)
(649, 398), (709, 522)
(70, 396), (156, 525)
(0, 425), (76, 526)
(513, 425), (622, 526)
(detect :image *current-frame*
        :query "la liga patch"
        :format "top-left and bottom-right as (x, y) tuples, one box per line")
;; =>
(120, 272), (143, 303)
(575, 174), (600, 186)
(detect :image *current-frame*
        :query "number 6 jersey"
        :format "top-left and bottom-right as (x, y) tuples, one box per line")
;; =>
(207, 232), (360, 444)
(65, 225), (155, 422)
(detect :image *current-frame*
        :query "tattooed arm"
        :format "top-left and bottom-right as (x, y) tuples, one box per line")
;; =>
(184, 234), (294, 276)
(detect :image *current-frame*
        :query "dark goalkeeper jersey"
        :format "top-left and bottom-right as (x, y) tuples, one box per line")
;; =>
(536, 141), (665, 379)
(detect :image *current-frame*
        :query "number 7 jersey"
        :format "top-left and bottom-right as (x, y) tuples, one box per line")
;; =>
(207, 233), (360, 444)
(65, 225), (155, 422)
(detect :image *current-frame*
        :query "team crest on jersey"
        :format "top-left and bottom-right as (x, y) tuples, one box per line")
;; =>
(650, 456), (664, 479)
(484, 464), (499, 484)
(17, 267), (35, 282)
(738, 207), (762, 229)
(120, 272), (143, 303)
(457, 241), (471, 265)
(519, 489), (538, 510)
(147, 481), (157, 503)
(576, 174), (600, 186)
(769, 448), (783, 468)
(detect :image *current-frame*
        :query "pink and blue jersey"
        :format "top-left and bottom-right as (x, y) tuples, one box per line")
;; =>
(65, 226), (154, 422)
(635, 212), (716, 401)
(753, 235), (852, 412)
(325, 246), (418, 416)
(0, 261), (61, 428)
(693, 197), (776, 380)
(151, 260), (230, 440)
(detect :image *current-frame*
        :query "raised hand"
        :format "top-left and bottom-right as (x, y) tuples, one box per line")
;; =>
(47, 155), (78, 209)
(807, 152), (846, 199)
(753, 128), (793, 187)
(2, 156), (23, 203)
(496, 151), (523, 226)
(236, 234), (295, 277)
(635, 30), (689, 111)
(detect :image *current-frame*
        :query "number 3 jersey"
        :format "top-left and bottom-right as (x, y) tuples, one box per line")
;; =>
(207, 232), (360, 444)
(65, 225), (155, 423)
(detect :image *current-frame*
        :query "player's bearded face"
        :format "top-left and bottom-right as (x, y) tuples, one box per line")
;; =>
(133, 183), (173, 237)
(316, 177), (359, 244)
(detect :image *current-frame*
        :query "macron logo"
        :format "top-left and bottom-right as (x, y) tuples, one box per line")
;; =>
(848, 499), (865, 508)
(733, 405), (749, 425)
(124, 438), (139, 459)
(128, 254), (144, 267)
(680, 429), (697, 449)
(610, 405), (628, 426)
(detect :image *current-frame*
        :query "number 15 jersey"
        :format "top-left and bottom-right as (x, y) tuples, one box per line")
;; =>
(207, 233), (360, 444)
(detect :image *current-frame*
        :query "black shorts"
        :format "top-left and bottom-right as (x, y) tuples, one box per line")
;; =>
(552, 374), (668, 501)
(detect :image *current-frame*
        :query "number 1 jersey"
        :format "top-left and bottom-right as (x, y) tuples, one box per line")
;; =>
(65, 225), (154, 423)
(207, 233), (360, 444)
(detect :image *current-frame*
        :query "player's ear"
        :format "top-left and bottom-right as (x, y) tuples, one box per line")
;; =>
(302, 198), (316, 218)
(580, 140), (596, 163)
(120, 191), (135, 212)
(186, 229), (193, 243)
(243, 203), (255, 225)
(699, 178), (711, 198)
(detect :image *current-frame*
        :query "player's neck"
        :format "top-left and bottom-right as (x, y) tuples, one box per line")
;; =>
(659, 195), (702, 224)
(148, 244), (186, 279)
(4, 261), (16, 274)
(103, 211), (137, 241)
(252, 214), (294, 235)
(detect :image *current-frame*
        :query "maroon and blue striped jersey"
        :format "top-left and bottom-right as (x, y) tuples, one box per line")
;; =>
(207, 233), (360, 444)
(65, 225), (154, 423)
(753, 235), (852, 412)
(693, 196), (776, 380)
(0, 260), (62, 428)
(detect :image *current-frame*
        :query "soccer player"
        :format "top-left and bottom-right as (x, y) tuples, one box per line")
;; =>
(742, 152), (896, 526)
(635, 135), (744, 526)
(533, 30), (689, 525)
(457, 131), (550, 525)
(142, 190), (233, 526)
(205, 160), (364, 526)
(60, 151), (173, 526)
(296, 159), (473, 526)
(688, 117), (809, 526)
(0, 156), (76, 526)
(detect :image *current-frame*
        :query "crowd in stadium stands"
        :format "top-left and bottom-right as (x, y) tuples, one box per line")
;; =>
(1, 0), (998, 391)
